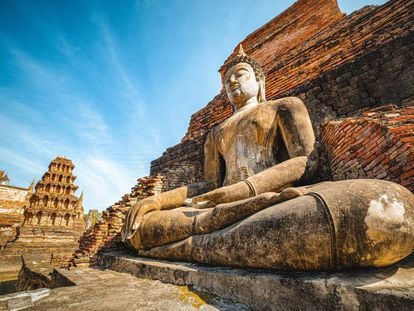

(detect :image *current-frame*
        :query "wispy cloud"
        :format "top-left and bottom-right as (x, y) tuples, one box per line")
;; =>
(70, 101), (112, 145)
(0, 147), (44, 178)
(96, 17), (146, 120)
(72, 153), (137, 209)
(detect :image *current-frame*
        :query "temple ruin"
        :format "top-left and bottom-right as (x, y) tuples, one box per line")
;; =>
(1, 0), (413, 308)
(0, 157), (84, 293)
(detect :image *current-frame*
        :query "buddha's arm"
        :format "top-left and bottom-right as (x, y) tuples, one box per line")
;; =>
(192, 157), (310, 205)
(203, 129), (223, 189)
(122, 131), (222, 241)
(249, 97), (319, 193)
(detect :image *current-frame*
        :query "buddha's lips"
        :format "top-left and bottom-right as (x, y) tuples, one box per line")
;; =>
(230, 84), (240, 91)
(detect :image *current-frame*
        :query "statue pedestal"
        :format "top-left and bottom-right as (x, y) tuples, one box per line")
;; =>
(98, 251), (414, 310)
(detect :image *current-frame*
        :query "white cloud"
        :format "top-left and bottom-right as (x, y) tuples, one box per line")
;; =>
(0, 147), (44, 177)
(72, 154), (137, 210)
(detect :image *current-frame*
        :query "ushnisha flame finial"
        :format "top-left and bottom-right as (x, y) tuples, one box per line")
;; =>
(237, 44), (246, 56)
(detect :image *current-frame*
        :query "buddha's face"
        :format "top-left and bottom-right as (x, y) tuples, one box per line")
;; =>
(224, 63), (259, 108)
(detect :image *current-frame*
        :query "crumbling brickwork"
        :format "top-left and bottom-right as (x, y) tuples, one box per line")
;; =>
(150, 140), (204, 190)
(73, 175), (163, 267)
(322, 105), (414, 192)
(0, 183), (32, 288)
(150, 0), (414, 189)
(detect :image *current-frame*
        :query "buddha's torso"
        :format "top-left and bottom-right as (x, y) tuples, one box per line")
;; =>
(212, 100), (282, 186)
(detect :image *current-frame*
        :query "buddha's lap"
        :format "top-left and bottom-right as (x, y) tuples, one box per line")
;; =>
(135, 179), (414, 269)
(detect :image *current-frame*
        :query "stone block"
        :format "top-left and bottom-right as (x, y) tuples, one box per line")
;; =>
(98, 252), (414, 311)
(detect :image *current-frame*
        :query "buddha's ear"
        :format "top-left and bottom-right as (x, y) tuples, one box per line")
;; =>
(258, 76), (266, 103)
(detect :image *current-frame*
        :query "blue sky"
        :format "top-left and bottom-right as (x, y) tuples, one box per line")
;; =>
(0, 0), (387, 212)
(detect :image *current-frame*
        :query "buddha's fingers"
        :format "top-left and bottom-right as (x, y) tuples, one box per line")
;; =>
(125, 228), (137, 240)
(121, 210), (134, 241)
(127, 203), (140, 233)
(122, 209), (132, 239)
(193, 181), (252, 204)
(125, 209), (138, 240)
(279, 186), (309, 200)
(128, 200), (147, 229)
(132, 204), (155, 229)
(123, 201), (159, 241)
(123, 201), (146, 238)
(192, 189), (224, 204)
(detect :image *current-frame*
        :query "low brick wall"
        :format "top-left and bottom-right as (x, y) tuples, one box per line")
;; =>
(322, 105), (414, 192)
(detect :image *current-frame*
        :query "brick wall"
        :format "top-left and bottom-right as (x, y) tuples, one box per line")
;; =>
(322, 105), (414, 192)
(150, 140), (204, 189)
(150, 0), (414, 189)
(281, 31), (414, 136)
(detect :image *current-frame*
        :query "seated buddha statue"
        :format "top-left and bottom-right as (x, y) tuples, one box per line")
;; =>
(122, 46), (414, 270)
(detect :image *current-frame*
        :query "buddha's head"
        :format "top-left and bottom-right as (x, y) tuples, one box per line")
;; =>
(222, 45), (266, 110)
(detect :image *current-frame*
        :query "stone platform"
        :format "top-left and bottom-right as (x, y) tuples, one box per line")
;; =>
(98, 251), (414, 310)
(0, 267), (247, 310)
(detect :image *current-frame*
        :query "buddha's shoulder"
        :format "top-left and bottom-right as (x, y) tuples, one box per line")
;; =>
(263, 97), (306, 110)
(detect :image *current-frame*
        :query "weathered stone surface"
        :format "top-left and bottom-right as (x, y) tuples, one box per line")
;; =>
(15, 258), (54, 291)
(99, 251), (414, 311)
(1, 267), (248, 310)
(131, 180), (414, 270)
(0, 183), (31, 248)
(0, 181), (31, 293)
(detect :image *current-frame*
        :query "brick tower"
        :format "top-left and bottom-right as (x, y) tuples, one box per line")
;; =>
(13, 157), (85, 268)
(24, 157), (84, 232)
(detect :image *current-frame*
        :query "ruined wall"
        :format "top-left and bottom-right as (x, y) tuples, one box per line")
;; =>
(0, 185), (30, 246)
(0, 184), (31, 290)
(150, 0), (414, 189)
(322, 105), (414, 192)
(0, 157), (85, 291)
(73, 175), (163, 267)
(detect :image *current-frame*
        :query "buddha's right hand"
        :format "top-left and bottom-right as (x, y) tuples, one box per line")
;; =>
(122, 197), (161, 241)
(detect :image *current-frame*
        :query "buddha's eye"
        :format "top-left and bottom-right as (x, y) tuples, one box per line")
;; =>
(235, 69), (249, 79)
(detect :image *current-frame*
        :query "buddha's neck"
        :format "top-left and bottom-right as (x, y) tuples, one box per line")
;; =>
(234, 97), (258, 113)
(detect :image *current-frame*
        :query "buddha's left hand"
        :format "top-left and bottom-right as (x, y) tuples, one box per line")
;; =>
(122, 197), (161, 241)
(192, 181), (251, 206)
